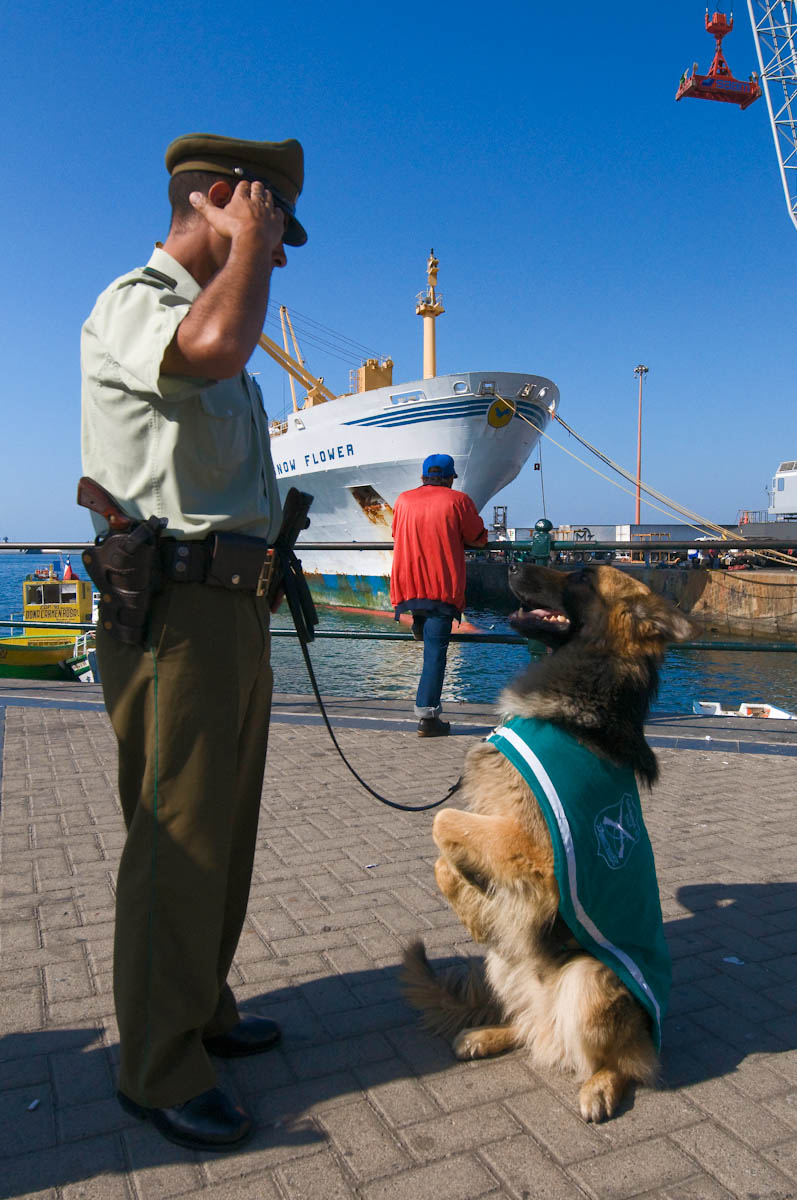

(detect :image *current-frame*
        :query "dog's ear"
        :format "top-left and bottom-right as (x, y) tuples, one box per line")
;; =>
(620, 593), (695, 647)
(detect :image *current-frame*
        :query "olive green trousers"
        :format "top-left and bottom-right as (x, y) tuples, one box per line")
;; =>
(97, 581), (273, 1107)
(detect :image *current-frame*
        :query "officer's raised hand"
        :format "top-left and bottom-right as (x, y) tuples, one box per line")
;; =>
(161, 178), (287, 380)
(189, 179), (287, 260)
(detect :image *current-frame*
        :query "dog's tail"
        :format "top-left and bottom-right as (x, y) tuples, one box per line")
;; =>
(400, 939), (502, 1040)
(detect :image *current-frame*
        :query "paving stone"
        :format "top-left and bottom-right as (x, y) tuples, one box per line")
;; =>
(51, 1046), (115, 1107)
(479, 1132), (590, 1198)
(275, 1148), (357, 1199)
(0, 1083), (56, 1158)
(284, 1031), (395, 1079)
(318, 1097), (411, 1181)
(322, 1000), (412, 1038)
(686, 1074), (794, 1148)
(401, 1101), (522, 1161)
(353, 1057), (441, 1126)
(762, 1137), (797, 1183)
(762, 1089), (797, 1132)
(504, 1088), (612, 1162)
(671, 1120), (796, 1197)
(649, 1176), (735, 1199)
(0, 1133), (127, 1198)
(195, 1176), (281, 1200)
(0, 1050), (49, 1093)
(254, 1071), (362, 1121)
(568, 1136), (696, 1198)
(0, 986), (43, 1035)
(359, 1154), (499, 1200)
(123, 1123), (205, 1199)
(202, 1117), (326, 1181)
(419, 1054), (540, 1112)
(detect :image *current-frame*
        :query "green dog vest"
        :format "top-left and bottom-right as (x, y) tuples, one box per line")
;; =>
(486, 717), (671, 1049)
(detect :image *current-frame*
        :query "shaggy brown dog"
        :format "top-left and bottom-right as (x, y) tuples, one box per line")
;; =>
(402, 562), (693, 1121)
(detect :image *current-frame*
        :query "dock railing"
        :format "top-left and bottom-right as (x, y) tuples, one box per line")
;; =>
(2, 539), (796, 653)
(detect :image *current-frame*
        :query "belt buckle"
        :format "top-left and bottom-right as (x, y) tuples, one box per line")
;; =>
(256, 548), (276, 598)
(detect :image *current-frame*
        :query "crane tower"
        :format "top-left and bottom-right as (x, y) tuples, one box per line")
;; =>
(747, 1), (797, 232)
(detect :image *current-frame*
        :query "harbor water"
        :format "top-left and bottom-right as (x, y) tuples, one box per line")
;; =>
(2, 551), (795, 715)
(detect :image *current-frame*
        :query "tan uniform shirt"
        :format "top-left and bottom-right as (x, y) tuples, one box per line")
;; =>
(81, 247), (282, 541)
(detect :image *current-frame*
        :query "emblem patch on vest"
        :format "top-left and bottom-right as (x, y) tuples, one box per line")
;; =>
(594, 793), (641, 870)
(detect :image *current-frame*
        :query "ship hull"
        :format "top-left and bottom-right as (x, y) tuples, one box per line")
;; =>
(272, 370), (557, 610)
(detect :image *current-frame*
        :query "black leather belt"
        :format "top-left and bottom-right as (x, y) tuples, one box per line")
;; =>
(160, 534), (275, 594)
(160, 538), (212, 583)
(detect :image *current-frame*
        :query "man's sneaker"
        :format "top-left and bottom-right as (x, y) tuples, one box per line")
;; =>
(418, 716), (451, 737)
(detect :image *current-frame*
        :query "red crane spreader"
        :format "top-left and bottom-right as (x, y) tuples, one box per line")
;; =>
(675, 11), (762, 110)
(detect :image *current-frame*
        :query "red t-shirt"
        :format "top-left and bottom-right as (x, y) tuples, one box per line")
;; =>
(390, 485), (488, 612)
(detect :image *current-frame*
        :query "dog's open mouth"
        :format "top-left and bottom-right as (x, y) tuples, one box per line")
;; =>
(509, 606), (571, 638)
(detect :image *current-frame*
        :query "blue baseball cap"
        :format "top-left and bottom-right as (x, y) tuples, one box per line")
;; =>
(422, 453), (457, 478)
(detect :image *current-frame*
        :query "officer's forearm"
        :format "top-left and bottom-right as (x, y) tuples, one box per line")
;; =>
(166, 232), (274, 379)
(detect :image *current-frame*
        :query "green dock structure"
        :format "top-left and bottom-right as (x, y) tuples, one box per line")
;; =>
(1, 678), (796, 1199)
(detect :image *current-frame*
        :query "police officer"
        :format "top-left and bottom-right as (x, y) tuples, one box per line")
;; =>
(80, 133), (307, 1151)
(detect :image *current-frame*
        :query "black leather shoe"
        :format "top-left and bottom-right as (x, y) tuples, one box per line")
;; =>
(418, 716), (451, 737)
(203, 1014), (281, 1058)
(117, 1086), (252, 1151)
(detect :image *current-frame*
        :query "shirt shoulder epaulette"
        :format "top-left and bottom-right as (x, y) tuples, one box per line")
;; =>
(115, 265), (178, 292)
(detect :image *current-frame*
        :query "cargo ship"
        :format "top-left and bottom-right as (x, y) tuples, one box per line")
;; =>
(265, 253), (559, 609)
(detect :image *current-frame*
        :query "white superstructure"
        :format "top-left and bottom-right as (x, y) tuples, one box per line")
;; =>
(769, 459), (797, 517)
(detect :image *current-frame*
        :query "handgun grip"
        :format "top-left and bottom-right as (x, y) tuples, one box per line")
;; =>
(76, 476), (135, 531)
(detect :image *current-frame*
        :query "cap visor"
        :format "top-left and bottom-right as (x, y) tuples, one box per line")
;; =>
(284, 216), (307, 247)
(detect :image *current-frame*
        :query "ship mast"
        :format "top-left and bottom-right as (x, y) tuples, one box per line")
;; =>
(415, 249), (445, 379)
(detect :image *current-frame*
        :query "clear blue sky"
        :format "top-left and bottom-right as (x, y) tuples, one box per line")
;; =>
(2, 0), (793, 539)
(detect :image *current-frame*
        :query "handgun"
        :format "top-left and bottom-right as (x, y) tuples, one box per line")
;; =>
(77, 476), (136, 532)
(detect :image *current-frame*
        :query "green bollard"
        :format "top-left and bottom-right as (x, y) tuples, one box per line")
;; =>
(530, 518), (554, 566)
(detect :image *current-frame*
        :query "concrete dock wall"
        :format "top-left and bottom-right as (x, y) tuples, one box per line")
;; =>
(634, 566), (797, 639)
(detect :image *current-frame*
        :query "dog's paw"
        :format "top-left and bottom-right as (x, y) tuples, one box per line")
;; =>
(578, 1070), (624, 1122)
(453, 1029), (488, 1059)
(452, 1025), (517, 1060)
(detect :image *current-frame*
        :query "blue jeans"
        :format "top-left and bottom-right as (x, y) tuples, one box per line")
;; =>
(414, 612), (453, 718)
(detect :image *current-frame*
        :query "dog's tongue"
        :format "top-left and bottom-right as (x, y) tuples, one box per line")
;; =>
(527, 608), (568, 624)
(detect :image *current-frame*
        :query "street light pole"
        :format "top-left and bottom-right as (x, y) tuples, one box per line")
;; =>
(634, 364), (648, 524)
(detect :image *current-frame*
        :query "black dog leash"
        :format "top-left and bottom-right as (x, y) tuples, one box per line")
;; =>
(279, 544), (462, 813)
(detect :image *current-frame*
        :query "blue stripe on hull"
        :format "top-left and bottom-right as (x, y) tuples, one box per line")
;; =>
(342, 401), (546, 429)
(304, 572), (392, 612)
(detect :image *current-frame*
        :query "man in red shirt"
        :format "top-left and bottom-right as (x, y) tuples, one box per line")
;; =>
(390, 453), (489, 736)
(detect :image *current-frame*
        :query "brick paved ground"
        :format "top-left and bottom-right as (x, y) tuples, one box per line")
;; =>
(1, 681), (796, 1199)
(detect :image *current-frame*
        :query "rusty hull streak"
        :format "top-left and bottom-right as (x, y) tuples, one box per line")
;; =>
(350, 487), (394, 528)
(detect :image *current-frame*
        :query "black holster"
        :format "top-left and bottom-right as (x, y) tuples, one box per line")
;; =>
(82, 516), (166, 645)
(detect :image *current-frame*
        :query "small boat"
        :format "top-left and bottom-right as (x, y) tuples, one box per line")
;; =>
(692, 700), (796, 720)
(0, 562), (96, 680)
